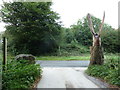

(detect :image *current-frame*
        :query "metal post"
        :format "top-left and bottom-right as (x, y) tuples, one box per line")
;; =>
(3, 37), (7, 71)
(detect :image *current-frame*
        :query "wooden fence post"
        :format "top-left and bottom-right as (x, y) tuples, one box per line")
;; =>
(3, 37), (7, 71)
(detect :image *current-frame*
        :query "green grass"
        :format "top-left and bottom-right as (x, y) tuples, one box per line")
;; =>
(36, 55), (90, 60)
(104, 53), (119, 63)
(104, 53), (119, 59)
(36, 53), (119, 61)
(1, 53), (118, 61)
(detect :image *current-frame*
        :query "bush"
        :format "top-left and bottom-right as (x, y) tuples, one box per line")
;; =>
(2, 60), (42, 89)
(101, 29), (119, 53)
(105, 56), (119, 70)
(86, 65), (109, 78)
(57, 43), (89, 56)
(86, 57), (120, 86)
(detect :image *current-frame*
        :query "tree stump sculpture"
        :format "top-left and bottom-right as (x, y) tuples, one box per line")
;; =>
(87, 12), (105, 65)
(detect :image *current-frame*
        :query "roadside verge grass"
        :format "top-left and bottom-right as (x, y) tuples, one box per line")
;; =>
(36, 53), (118, 61)
(36, 55), (90, 60)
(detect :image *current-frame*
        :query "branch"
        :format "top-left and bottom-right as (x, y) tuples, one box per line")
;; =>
(99, 11), (105, 35)
(87, 13), (95, 35)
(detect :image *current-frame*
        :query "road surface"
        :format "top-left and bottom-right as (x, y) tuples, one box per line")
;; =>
(36, 60), (107, 88)
(36, 60), (90, 67)
(37, 67), (100, 88)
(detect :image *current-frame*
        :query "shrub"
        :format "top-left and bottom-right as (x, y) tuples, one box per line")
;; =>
(2, 60), (42, 89)
(101, 29), (119, 53)
(86, 65), (109, 78)
(57, 43), (89, 56)
(86, 57), (120, 86)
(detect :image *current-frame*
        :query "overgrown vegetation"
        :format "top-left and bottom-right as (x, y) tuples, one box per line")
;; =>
(36, 55), (90, 60)
(101, 29), (119, 53)
(56, 43), (89, 56)
(53, 15), (119, 56)
(0, 2), (119, 88)
(1, 2), (119, 56)
(1, 2), (61, 55)
(36, 54), (118, 61)
(2, 60), (42, 89)
(62, 17), (119, 54)
(86, 55), (120, 87)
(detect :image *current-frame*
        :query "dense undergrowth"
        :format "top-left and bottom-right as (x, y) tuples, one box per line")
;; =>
(2, 60), (42, 89)
(45, 43), (90, 56)
(86, 55), (120, 87)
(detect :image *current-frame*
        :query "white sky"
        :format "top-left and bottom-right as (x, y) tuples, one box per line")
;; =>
(51, 0), (119, 29)
(0, 0), (119, 32)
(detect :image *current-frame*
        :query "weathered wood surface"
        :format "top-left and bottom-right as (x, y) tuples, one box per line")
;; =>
(87, 12), (105, 65)
(90, 46), (104, 65)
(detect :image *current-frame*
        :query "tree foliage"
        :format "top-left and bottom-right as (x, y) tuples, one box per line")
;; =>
(101, 29), (119, 53)
(1, 2), (118, 55)
(1, 2), (61, 55)
(70, 15), (114, 46)
(61, 15), (118, 53)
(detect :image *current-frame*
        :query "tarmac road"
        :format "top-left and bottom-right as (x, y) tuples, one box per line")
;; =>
(36, 60), (90, 67)
(37, 67), (100, 88)
(36, 61), (108, 88)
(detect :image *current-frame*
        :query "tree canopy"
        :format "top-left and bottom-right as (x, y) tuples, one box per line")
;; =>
(1, 2), (119, 55)
(60, 15), (119, 53)
(69, 15), (114, 46)
(1, 2), (61, 55)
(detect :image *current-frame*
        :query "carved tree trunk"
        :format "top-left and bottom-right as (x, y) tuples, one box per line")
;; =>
(87, 12), (105, 65)
(89, 35), (104, 65)
(90, 46), (104, 65)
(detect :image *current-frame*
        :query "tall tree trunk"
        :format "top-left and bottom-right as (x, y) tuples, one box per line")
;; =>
(90, 46), (104, 65)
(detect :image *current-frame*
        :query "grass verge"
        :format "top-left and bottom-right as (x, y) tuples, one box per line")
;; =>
(36, 55), (90, 60)
(36, 53), (118, 61)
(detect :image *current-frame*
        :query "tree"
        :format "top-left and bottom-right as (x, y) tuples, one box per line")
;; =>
(70, 14), (115, 53)
(101, 29), (120, 53)
(87, 12), (105, 65)
(1, 2), (61, 55)
(70, 15), (102, 46)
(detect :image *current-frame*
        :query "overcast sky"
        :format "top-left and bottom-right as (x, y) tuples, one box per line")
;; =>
(0, 0), (119, 32)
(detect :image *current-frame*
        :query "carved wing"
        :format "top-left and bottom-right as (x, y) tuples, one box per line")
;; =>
(87, 13), (95, 35)
(99, 11), (105, 36)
